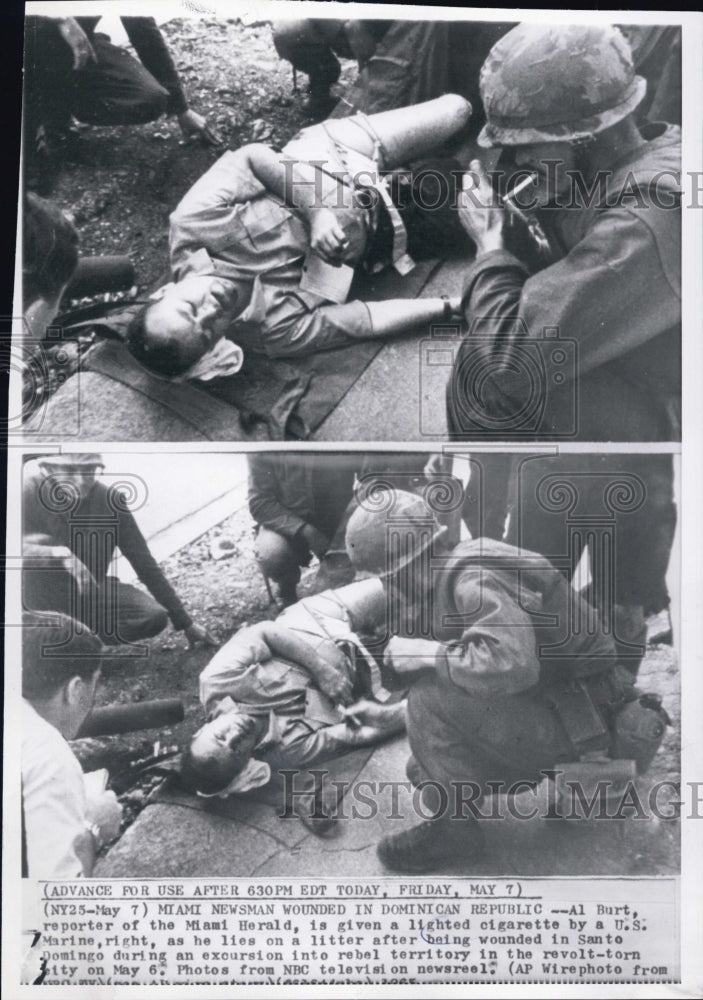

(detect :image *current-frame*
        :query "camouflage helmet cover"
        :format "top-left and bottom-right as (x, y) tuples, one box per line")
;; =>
(345, 489), (447, 578)
(478, 24), (647, 148)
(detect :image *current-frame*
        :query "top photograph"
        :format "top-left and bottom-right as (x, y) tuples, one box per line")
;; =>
(18, 4), (682, 442)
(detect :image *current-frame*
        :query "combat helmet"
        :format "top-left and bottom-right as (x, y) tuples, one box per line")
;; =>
(345, 489), (447, 577)
(478, 24), (647, 148)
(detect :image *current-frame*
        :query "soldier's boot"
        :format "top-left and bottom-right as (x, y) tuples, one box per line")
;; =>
(322, 93), (472, 169)
(377, 815), (485, 873)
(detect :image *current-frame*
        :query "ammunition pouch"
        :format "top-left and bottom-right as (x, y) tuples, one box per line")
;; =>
(546, 674), (670, 775)
(545, 678), (614, 757)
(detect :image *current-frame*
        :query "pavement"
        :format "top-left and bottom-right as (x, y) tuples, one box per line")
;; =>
(314, 259), (468, 442)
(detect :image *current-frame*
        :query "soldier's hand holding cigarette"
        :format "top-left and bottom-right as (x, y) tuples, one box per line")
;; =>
(457, 160), (505, 256)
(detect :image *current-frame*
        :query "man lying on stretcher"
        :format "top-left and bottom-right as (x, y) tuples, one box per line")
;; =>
(180, 581), (406, 802)
(127, 95), (471, 378)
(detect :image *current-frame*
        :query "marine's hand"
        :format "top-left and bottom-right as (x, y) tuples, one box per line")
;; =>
(184, 622), (218, 649)
(342, 698), (386, 728)
(309, 208), (349, 266)
(178, 109), (224, 147)
(457, 160), (504, 255)
(342, 698), (407, 737)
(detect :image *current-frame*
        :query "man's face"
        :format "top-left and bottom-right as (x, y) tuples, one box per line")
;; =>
(40, 463), (101, 501)
(510, 141), (578, 207)
(65, 667), (101, 740)
(189, 707), (259, 787)
(144, 275), (239, 369)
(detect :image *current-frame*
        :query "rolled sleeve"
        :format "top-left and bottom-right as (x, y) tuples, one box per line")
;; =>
(258, 295), (373, 358)
(169, 150), (268, 271)
(434, 572), (540, 696)
(266, 719), (354, 769)
(199, 625), (272, 713)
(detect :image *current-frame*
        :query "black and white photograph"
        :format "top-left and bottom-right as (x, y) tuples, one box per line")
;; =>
(3, 1), (702, 996)
(16, 449), (681, 879)
(18, 5), (682, 443)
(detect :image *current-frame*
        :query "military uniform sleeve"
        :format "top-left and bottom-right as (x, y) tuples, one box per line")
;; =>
(115, 509), (192, 631)
(462, 205), (681, 384)
(169, 150), (268, 272)
(199, 624), (272, 713)
(247, 454), (308, 537)
(255, 294), (373, 358)
(120, 17), (188, 115)
(434, 570), (541, 696)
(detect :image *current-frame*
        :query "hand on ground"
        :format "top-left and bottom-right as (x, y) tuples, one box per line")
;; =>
(184, 621), (218, 648)
(178, 109), (223, 147)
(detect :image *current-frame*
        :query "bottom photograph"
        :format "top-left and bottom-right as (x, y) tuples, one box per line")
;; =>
(18, 448), (680, 881)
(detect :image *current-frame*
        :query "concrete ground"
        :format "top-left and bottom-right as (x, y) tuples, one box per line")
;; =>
(314, 260), (466, 442)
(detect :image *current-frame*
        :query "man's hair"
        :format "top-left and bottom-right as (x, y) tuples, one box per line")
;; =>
(22, 611), (102, 701)
(23, 193), (79, 310)
(179, 741), (243, 796)
(127, 303), (194, 378)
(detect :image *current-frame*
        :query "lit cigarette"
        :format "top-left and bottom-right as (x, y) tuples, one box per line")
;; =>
(505, 173), (538, 203)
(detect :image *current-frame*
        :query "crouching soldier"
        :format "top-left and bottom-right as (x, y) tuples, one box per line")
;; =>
(180, 581), (406, 807)
(344, 490), (669, 872)
(22, 453), (215, 648)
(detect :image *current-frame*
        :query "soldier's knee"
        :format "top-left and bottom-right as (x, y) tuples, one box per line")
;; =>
(115, 602), (169, 643)
(255, 528), (301, 582)
(272, 20), (310, 60)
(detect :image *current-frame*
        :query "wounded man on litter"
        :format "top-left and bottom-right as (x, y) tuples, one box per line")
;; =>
(180, 581), (406, 800)
(128, 94), (470, 378)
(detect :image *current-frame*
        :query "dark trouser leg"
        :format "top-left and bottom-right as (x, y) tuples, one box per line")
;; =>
(101, 578), (169, 644)
(23, 565), (75, 618)
(255, 526), (309, 606)
(70, 34), (170, 126)
(272, 19), (348, 88)
(505, 454), (676, 674)
(22, 569), (168, 643)
(377, 675), (573, 872)
(23, 17), (76, 192)
(407, 675), (572, 799)
(461, 453), (513, 540)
